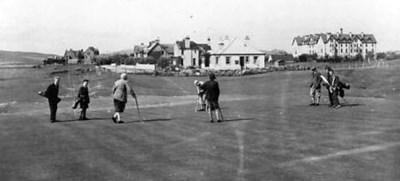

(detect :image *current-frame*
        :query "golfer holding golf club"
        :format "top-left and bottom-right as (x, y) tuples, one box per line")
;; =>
(112, 73), (140, 124)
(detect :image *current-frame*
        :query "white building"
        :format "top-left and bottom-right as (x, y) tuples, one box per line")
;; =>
(292, 29), (377, 59)
(174, 37), (211, 68)
(209, 37), (265, 70)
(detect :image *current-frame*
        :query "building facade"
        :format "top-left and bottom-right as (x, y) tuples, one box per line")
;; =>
(292, 29), (377, 59)
(209, 37), (265, 70)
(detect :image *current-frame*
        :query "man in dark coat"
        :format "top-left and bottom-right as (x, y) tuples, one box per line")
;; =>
(327, 69), (341, 108)
(324, 66), (334, 107)
(39, 76), (61, 123)
(200, 73), (223, 123)
(73, 79), (90, 120)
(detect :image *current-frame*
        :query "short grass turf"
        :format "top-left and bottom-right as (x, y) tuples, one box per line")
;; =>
(1, 64), (400, 180)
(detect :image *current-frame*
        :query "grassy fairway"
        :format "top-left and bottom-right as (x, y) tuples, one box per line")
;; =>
(1, 63), (400, 180)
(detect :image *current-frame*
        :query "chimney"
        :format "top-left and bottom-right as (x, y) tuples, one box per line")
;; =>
(340, 28), (343, 35)
(218, 37), (224, 50)
(361, 32), (365, 37)
(244, 35), (250, 47)
(349, 32), (352, 37)
(207, 37), (211, 46)
(336, 32), (340, 37)
(184, 36), (190, 49)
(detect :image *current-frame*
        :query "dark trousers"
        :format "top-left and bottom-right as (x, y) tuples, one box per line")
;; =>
(49, 101), (58, 121)
(327, 88), (334, 106)
(331, 90), (340, 106)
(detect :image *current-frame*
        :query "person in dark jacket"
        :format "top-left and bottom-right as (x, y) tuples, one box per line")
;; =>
(38, 76), (61, 123)
(200, 73), (223, 123)
(73, 79), (90, 120)
(324, 66), (334, 107)
(327, 69), (341, 108)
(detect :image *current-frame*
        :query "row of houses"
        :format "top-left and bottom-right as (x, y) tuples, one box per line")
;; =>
(133, 36), (289, 70)
(292, 28), (377, 59)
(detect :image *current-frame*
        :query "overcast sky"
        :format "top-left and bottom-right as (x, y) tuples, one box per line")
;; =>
(0, 0), (399, 55)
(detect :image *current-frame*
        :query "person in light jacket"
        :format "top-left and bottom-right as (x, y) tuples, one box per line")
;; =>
(112, 73), (136, 124)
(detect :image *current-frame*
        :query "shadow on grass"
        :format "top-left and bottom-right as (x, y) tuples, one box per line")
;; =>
(124, 118), (172, 124)
(56, 117), (108, 123)
(341, 103), (363, 107)
(221, 118), (254, 122)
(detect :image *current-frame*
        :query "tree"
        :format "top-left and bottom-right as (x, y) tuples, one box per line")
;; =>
(157, 56), (172, 69)
(299, 54), (308, 62)
(376, 52), (386, 60)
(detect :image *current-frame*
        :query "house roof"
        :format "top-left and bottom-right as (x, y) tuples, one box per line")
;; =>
(212, 37), (264, 55)
(133, 45), (147, 54)
(175, 39), (211, 52)
(268, 54), (294, 62)
(84, 46), (99, 55)
(159, 44), (174, 54)
(294, 32), (377, 45)
(146, 42), (174, 55)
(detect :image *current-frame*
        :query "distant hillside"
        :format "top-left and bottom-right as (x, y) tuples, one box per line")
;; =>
(102, 49), (133, 56)
(261, 49), (289, 55)
(0, 50), (58, 65)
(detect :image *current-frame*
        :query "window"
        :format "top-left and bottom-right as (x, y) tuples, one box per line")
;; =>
(345, 49), (347, 53)
(341, 49), (343, 53)
(245, 56), (249, 63)
(216, 56), (219, 64)
(235, 60), (239, 65)
(226, 56), (231, 65)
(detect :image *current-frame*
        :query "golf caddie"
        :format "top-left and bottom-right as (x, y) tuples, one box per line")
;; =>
(309, 67), (329, 106)
(112, 73), (136, 124)
(327, 68), (341, 108)
(38, 76), (61, 123)
(72, 79), (90, 120)
(194, 80), (206, 111)
(200, 73), (224, 123)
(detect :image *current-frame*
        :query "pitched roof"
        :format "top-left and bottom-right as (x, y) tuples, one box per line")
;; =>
(133, 45), (147, 54)
(294, 32), (377, 45)
(159, 44), (174, 54)
(269, 54), (294, 62)
(212, 37), (264, 55)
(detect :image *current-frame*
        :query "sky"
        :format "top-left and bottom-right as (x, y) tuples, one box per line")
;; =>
(0, 0), (399, 55)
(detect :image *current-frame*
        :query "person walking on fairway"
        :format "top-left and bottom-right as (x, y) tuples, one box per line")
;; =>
(72, 79), (90, 120)
(327, 69), (341, 108)
(309, 67), (329, 106)
(112, 73), (136, 124)
(324, 66), (334, 107)
(194, 80), (206, 111)
(200, 73), (223, 123)
(38, 76), (61, 123)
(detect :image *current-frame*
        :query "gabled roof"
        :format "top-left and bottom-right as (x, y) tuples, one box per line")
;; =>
(269, 54), (294, 62)
(133, 45), (147, 54)
(159, 44), (174, 54)
(147, 42), (174, 55)
(212, 37), (264, 55)
(294, 32), (377, 45)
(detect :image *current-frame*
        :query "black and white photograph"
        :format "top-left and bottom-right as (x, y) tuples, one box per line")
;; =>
(1, 0), (400, 180)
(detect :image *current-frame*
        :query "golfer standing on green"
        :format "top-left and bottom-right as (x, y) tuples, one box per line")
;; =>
(201, 73), (224, 123)
(112, 73), (136, 124)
